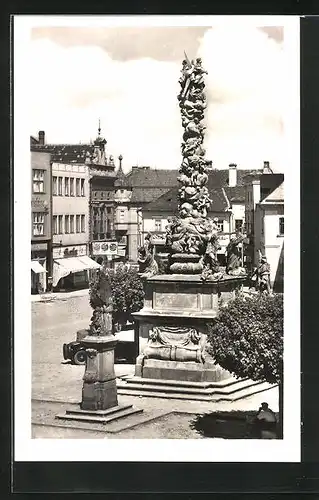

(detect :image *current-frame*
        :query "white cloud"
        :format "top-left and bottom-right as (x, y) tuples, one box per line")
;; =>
(29, 26), (287, 172)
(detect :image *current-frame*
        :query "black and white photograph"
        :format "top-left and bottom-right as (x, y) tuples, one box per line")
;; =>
(14, 15), (300, 462)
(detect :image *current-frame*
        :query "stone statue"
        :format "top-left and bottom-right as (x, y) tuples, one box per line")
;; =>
(89, 269), (114, 336)
(137, 236), (158, 277)
(226, 232), (246, 276)
(251, 254), (272, 293)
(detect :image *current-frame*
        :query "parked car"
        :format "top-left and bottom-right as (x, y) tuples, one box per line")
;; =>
(63, 329), (88, 365)
(63, 327), (138, 365)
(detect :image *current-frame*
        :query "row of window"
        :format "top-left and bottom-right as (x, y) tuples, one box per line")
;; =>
(33, 169), (45, 193)
(32, 212), (45, 236)
(53, 214), (86, 235)
(53, 177), (85, 197)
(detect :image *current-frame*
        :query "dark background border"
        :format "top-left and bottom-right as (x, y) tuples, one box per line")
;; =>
(2, 6), (318, 497)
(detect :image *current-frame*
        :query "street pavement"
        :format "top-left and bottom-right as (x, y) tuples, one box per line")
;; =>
(32, 294), (278, 411)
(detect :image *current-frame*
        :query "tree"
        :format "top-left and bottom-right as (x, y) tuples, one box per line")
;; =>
(90, 267), (145, 328)
(206, 293), (283, 437)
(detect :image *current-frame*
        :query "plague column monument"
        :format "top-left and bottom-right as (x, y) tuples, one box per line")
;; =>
(118, 56), (256, 400)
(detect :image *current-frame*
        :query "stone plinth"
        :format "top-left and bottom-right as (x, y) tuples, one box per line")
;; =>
(80, 335), (118, 411)
(56, 333), (143, 424)
(132, 274), (247, 384)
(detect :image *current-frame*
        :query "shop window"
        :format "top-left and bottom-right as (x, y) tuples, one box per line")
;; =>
(279, 216), (284, 235)
(76, 215), (80, 233)
(81, 179), (85, 196)
(81, 215), (85, 233)
(70, 215), (74, 233)
(64, 215), (70, 234)
(32, 212), (45, 236)
(52, 176), (57, 196)
(64, 177), (69, 196)
(70, 178), (74, 196)
(76, 178), (80, 196)
(58, 215), (63, 234)
(53, 215), (58, 235)
(32, 169), (45, 193)
(58, 177), (63, 196)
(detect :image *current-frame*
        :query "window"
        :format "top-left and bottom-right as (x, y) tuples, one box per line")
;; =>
(155, 219), (162, 232)
(64, 215), (70, 234)
(64, 177), (69, 196)
(53, 176), (57, 196)
(58, 215), (63, 234)
(53, 215), (58, 235)
(279, 216), (284, 235)
(32, 212), (45, 236)
(81, 215), (85, 232)
(76, 215), (80, 233)
(70, 178), (74, 196)
(107, 207), (112, 214)
(76, 178), (80, 196)
(80, 178), (85, 196)
(32, 169), (44, 193)
(120, 209), (125, 221)
(70, 215), (74, 233)
(216, 220), (224, 232)
(58, 177), (63, 196)
(235, 219), (243, 232)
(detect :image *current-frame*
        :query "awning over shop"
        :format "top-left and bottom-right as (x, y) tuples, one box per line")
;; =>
(78, 255), (101, 270)
(53, 256), (101, 287)
(31, 260), (47, 274)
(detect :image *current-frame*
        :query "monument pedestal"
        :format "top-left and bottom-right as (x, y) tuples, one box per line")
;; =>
(116, 274), (269, 401)
(56, 334), (142, 424)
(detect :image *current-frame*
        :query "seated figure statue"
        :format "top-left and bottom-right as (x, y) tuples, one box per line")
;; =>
(137, 237), (158, 277)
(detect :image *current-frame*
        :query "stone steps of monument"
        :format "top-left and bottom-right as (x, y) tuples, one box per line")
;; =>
(117, 379), (273, 402)
(120, 375), (239, 389)
(56, 405), (143, 424)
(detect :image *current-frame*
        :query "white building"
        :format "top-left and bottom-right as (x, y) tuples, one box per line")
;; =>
(51, 162), (99, 289)
(245, 173), (284, 291)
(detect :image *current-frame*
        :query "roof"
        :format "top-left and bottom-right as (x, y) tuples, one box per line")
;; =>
(144, 186), (229, 213)
(207, 168), (263, 191)
(31, 143), (94, 163)
(115, 167), (179, 188)
(261, 181), (284, 203)
(130, 187), (172, 204)
(224, 185), (246, 203)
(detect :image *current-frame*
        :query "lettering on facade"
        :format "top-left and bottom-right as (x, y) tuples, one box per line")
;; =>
(53, 245), (87, 259)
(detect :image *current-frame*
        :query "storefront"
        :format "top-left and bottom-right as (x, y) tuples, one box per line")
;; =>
(90, 240), (121, 269)
(31, 242), (50, 294)
(52, 244), (101, 291)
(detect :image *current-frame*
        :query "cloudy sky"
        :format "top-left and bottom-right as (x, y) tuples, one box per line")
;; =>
(29, 24), (286, 172)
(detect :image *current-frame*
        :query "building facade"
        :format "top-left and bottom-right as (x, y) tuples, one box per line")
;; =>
(245, 172), (284, 289)
(31, 150), (52, 293)
(51, 162), (93, 289)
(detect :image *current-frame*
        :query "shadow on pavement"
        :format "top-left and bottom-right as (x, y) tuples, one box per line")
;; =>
(190, 411), (280, 439)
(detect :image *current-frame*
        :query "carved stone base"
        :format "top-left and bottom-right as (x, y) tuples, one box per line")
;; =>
(136, 358), (230, 383)
(81, 379), (118, 411)
(80, 334), (118, 411)
(133, 274), (247, 384)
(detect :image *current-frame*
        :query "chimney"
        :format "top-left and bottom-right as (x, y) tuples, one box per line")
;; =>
(252, 179), (261, 206)
(228, 163), (237, 187)
(38, 130), (45, 145)
(263, 161), (270, 173)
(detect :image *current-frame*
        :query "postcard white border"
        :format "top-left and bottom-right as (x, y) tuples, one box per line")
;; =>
(14, 15), (300, 462)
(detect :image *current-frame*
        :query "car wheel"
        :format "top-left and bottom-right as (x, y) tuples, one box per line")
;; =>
(73, 350), (87, 365)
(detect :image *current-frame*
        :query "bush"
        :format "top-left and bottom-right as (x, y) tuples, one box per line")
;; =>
(206, 293), (283, 385)
(89, 267), (145, 325)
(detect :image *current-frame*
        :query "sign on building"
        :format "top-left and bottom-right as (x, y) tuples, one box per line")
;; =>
(53, 245), (87, 259)
(92, 241), (118, 256)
